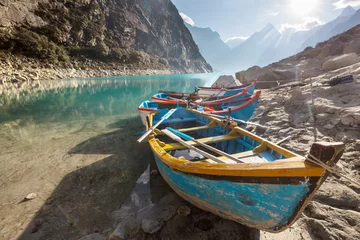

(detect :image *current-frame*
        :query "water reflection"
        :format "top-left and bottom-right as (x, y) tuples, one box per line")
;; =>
(0, 73), (219, 124)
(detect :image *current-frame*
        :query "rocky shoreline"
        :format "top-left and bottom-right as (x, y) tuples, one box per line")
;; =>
(0, 54), (174, 85)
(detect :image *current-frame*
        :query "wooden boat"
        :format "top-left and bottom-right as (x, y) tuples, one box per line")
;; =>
(138, 91), (261, 126)
(158, 80), (256, 100)
(196, 80), (256, 96)
(144, 108), (345, 232)
(152, 87), (252, 106)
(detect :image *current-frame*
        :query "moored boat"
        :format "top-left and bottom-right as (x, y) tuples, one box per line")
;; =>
(144, 108), (345, 232)
(158, 80), (257, 101)
(151, 87), (251, 106)
(196, 80), (257, 96)
(138, 91), (261, 126)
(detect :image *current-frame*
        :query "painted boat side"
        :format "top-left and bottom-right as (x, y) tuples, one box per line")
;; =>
(139, 92), (260, 126)
(154, 155), (315, 232)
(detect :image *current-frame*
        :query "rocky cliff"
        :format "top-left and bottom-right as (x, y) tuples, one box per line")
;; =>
(236, 24), (360, 88)
(0, 0), (212, 80)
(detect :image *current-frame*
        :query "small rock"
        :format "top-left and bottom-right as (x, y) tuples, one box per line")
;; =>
(150, 169), (159, 176)
(25, 193), (37, 200)
(353, 160), (360, 169)
(177, 206), (191, 216)
(278, 128), (291, 136)
(324, 124), (335, 130)
(316, 113), (328, 119)
(341, 116), (354, 126)
(330, 118), (340, 125)
(141, 218), (162, 234)
(78, 233), (106, 240)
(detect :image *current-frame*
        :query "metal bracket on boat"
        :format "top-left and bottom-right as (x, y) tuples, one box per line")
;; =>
(253, 141), (268, 153)
(155, 138), (166, 147)
(153, 128), (162, 135)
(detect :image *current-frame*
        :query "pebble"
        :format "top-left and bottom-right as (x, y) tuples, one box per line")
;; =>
(316, 113), (328, 119)
(330, 118), (340, 125)
(150, 169), (159, 176)
(341, 116), (354, 126)
(278, 128), (291, 136)
(324, 124), (335, 129)
(25, 193), (37, 200)
(177, 206), (191, 216)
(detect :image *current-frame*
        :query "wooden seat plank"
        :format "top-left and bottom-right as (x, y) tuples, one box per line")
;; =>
(200, 150), (266, 164)
(163, 134), (240, 151)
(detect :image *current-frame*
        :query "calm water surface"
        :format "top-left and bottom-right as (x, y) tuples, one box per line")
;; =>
(0, 73), (219, 126)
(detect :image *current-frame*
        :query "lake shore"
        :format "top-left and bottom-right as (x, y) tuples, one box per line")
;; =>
(0, 54), (175, 86)
(0, 67), (359, 239)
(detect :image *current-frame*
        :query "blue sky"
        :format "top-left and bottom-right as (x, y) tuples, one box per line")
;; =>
(172, 0), (360, 41)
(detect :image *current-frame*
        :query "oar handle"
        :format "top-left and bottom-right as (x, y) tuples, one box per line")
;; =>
(137, 108), (177, 143)
(167, 127), (193, 141)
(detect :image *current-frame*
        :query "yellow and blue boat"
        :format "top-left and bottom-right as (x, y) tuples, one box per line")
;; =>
(145, 108), (344, 232)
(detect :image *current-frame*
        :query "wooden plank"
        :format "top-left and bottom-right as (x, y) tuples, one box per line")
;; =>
(163, 134), (240, 151)
(200, 150), (265, 164)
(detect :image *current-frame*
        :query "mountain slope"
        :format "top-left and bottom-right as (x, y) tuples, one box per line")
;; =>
(0, 0), (212, 73)
(225, 23), (281, 72)
(301, 6), (356, 49)
(236, 24), (360, 87)
(331, 8), (360, 36)
(226, 38), (247, 49)
(185, 23), (230, 70)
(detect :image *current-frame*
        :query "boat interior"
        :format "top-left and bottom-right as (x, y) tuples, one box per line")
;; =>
(151, 109), (298, 165)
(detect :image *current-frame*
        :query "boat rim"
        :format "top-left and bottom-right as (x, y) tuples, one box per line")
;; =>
(148, 110), (326, 178)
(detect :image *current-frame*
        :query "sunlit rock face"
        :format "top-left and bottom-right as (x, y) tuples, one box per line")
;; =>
(0, 0), (212, 73)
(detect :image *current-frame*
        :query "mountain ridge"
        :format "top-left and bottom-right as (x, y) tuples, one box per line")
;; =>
(0, 0), (212, 76)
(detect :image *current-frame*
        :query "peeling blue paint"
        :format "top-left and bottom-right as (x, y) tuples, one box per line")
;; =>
(154, 155), (311, 230)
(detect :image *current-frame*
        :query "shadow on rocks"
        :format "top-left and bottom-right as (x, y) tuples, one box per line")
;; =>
(18, 117), (152, 239)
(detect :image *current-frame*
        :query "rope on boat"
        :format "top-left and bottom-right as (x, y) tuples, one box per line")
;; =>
(306, 153), (360, 187)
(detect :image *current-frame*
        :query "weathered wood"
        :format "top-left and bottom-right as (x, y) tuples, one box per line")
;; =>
(308, 142), (345, 167)
(201, 150), (264, 164)
(163, 134), (240, 151)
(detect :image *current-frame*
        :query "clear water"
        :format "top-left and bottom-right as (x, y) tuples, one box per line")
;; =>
(0, 73), (219, 125)
(0, 73), (220, 239)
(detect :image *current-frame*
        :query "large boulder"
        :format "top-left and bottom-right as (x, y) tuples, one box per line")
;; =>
(235, 66), (269, 83)
(322, 53), (359, 71)
(211, 75), (240, 88)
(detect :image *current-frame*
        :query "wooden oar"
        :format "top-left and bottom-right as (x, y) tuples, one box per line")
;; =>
(191, 109), (270, 129)
(137, 108), (177, 143)
(166, 127), (244, 163)
(162, 129), (225, 163)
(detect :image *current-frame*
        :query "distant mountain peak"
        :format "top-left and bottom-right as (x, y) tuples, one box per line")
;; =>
(340, 5), (356, 17)
(262, 23), (275, 32)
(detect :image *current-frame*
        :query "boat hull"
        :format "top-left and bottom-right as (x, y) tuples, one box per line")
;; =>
(197, 80), (256, 96)
(153, 154), (317, 232)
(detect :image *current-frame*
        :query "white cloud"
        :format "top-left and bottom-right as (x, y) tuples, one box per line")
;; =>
(225, 36), (249, 42)
(179, 12), (195, 26)
(258, 11), (280, 21)
(265, 12), (280, 17)
(279, 17), (324, 33)
(334, 0), (360, 9)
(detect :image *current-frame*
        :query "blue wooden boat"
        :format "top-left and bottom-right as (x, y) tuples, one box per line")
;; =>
(138, 91), (261, 126)
(145, 109), (344, 232)
(156, 80), (256, 101)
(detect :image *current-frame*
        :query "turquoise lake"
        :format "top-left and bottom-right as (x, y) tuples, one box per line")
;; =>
(0, 73), (220, 125)
(0, 73), (220, 239)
